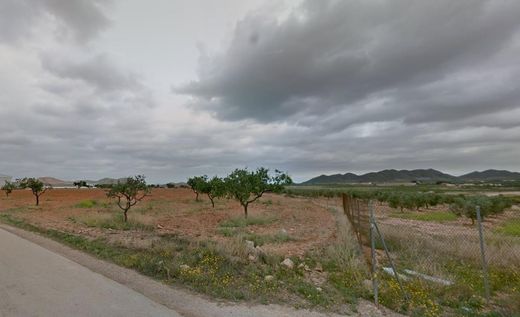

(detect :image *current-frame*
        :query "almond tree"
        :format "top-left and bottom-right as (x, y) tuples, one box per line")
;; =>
(1, 181), (16, 197)
(19, 178), (51, 206)
(106, 175), (150, 222)
(203, 176), (226, 208)
(187, 176), (207, 201)
(224, 168), (292, 218)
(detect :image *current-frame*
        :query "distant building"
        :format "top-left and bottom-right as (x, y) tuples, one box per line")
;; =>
(0, 174), (12, 186)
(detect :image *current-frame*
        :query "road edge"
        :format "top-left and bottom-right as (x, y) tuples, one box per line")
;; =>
(0, 223), (205, 317)
(0, 223), (399, 317)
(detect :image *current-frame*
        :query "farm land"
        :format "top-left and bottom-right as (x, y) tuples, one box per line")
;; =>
(1, 185), (519, 316)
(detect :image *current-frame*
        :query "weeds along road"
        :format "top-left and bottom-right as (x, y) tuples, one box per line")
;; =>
(0, 227), (181, 317)
(0, 224), (397, 317)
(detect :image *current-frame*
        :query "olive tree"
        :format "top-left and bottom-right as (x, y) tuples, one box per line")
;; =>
(187, 176), (207, 201)
(224, 168), (292, 218)
(106, 175), (150, 222)
(1, 181), (16, 197)
(19, 178), (51, 206)
(449, 195), (512, 224)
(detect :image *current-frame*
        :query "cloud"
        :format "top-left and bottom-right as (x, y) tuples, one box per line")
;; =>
(41, 53), (142, 93)
(0, 0), (110, 44)
(176, 0), (520, 128)
(2, 0), (520, 183)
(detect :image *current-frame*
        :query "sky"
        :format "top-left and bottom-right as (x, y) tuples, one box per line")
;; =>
(1, 0), (520, 183)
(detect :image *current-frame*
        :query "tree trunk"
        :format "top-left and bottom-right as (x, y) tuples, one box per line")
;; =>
(244, 203), (248, 219)
(36, 194), (39, 206)
(209, 196), (215, 208)
(195, 192), (199, 201)
(123, 210), (128, 222)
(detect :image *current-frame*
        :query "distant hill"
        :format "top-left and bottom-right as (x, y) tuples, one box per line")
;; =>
(459, 169), (520, 181)
(38, 177), (73, 187)
(83, 177), (130, 186)
(302, 169), (520, 184)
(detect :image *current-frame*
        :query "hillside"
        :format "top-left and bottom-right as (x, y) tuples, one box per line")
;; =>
(459, 169), (520, 181)
(38, 177), (73, 187)
(302, 169), (520, 184)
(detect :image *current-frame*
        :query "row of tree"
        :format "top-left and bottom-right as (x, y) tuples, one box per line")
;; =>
(188, 168), (292, 218)
(449, 195), (513, 224)
(1, 178), (51, 206)
(1, 168), (292, 223)
(284, 187), (513, 222)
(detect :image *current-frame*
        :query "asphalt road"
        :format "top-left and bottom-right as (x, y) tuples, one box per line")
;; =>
(0, 228), (181, 317)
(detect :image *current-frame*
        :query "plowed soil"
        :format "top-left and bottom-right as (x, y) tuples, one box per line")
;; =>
(0, 188), (337, 257)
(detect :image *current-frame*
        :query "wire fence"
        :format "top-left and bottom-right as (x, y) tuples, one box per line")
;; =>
(341, 194), (520, 316)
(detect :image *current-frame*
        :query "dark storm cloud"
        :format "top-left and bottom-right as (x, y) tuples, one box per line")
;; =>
(176, 0), (520, 127)
(2, 0), (520, 183)
(0, 0), (110, 43)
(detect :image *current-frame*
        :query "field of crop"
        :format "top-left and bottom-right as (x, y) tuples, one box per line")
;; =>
(1, 187), (519, 316)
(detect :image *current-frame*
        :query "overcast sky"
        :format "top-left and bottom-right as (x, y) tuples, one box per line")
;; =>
(1, 0), (520, 183)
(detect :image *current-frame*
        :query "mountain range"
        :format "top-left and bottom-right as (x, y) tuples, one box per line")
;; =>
(0, 175), (130, 187)
(302, 169), (520, 184)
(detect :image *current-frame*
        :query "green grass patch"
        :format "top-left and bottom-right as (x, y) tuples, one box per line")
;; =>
(496, 218), (520, 237)
(389, 211), (458, 222)
(75, 199), (98, 208)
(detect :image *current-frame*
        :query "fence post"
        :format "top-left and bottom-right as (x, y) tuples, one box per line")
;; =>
(476, 205), (491, 303)
(369, 200), (378, 306)
(373, 220), (408, 302)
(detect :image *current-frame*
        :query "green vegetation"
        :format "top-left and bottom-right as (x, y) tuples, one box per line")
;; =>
(187, 175), (206, 201)
(18, 177), (51, 206)
(188, 168), (292, 217)
(187, 175), (227, 208)
(106, 175), (150, 222)
(70, 213), (154, 231)
(0, 213), (367, 311)
(73, 180), (88, 189)
(389, 211), (458, 222)
(373, 222), (520, 316)
(224, 168), (292, 218)
(496, 218), (520, 237)
(75, 199), (98, 208)
(449, 195), (513, 224)
(1, 180), (16, 197)
(286, 187), (514, 224)
(217, 215), (289, 245)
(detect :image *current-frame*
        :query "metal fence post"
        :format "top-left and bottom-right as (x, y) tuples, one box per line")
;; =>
(373, 220), (408, 301)
(369, 201), (378, 306)
(476, 206), (491, 303)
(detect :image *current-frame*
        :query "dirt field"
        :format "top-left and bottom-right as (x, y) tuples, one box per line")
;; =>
(0, 188), (336, 257)
(2, 188), (519, 315)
